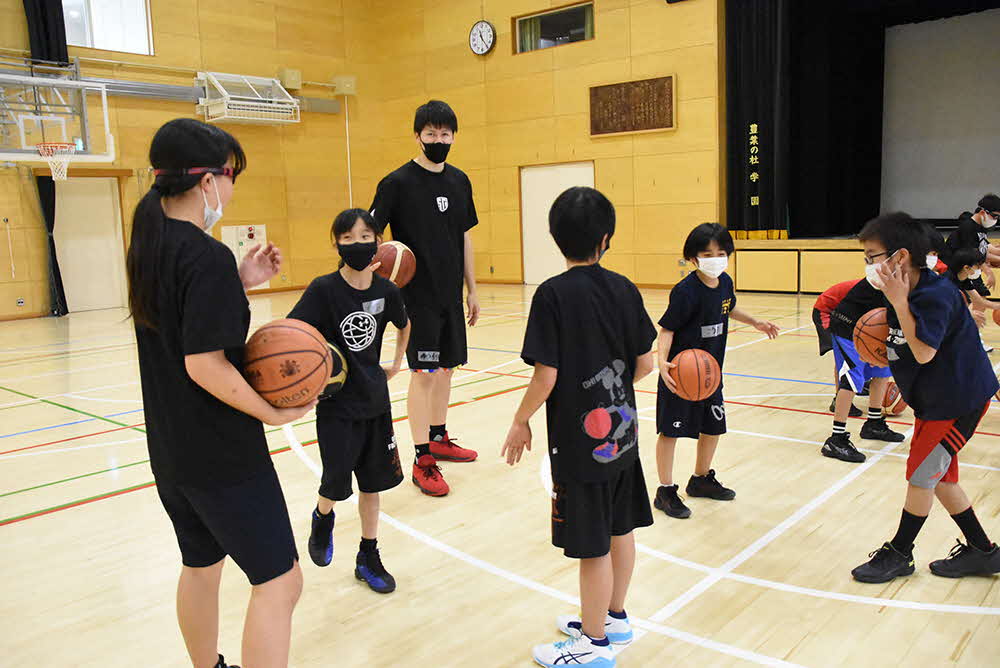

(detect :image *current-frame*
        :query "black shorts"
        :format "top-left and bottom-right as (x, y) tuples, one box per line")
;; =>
(656, 384), (727, 439)
(316, 411), (404, 501)
(406, 302), (468, 370)
(551, 458), (654, 559)
(157, 467), (298, 586)
(813, 308), (833, 356)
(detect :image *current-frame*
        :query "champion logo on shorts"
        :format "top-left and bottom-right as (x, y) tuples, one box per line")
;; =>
(436, 196), (449, 212)
(418, 350), (440, 362)
(711, 405), (726, 421)
(673, 421), (683, 428)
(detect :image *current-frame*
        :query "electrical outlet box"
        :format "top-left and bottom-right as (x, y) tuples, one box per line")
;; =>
(278, 68), (302, 90)
(16, 298), (24, 307)
(331, 75), (357, 96)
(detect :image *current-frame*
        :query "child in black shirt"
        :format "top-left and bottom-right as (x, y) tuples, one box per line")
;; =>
(652, 224), (780, 519)
(944, 247), (1000, 328)
(851, 212), (1000, 583)
(127, 119), (314, 668)
(288, 209), (410, 593)
(502, 187), (656, 668)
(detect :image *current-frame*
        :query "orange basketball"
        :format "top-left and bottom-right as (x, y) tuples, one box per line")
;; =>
(669, 349), (721, 402)
(243, 319), (332, 408)
(992, 309), (1000, 327)
(374, 241), (416, 288)
(853, 308), (889, 367)
(882, 380), (907, 416)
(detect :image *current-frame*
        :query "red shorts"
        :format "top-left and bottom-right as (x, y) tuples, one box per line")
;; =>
(906, 402), (989, 488)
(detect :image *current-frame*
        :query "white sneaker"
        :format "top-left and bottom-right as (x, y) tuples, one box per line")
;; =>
(557, 613), (634, 644)
(983, 336), (994, 353)
(532, 633), (615, 668)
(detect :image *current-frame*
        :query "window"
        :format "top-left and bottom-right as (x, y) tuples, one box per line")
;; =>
(516, 3), (594, 54)
(62, 0), (153, 56)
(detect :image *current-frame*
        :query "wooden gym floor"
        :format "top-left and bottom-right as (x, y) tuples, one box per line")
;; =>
(2, 284), (1000, 667)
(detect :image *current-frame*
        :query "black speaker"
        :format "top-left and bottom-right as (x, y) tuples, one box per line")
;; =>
(666, 0), (690, 3)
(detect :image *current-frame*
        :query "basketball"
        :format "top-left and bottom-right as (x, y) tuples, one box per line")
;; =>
(324, 342), (348, 396)
(669, 349), (721, 402)
(243, 319), (332, 408)
(881, 381), (907, 415)
(583, 407), (612, 439)
(374, 241), (416, 288)
(992, 309), (1000, 327)
(853, 308), (889, 367)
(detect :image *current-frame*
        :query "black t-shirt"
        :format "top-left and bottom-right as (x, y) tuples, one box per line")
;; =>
(135, 218), (271, 487)
(946, 212), (990, 258)
(885, 269), (998, 420)
(369, 161), (478, 308)
(943, 270), (974, 304)
(288, 272), (408, 420)
(829, 278), (883, 340)
(521, 264), (656, 483)
(658, 272), (736, 379)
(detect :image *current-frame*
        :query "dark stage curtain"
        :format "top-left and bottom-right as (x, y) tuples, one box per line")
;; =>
(36, 176), (68, 316)
(725, 0), (790, 239)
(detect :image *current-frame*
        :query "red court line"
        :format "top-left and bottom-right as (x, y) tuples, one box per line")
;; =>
(0, 422), (146, 456)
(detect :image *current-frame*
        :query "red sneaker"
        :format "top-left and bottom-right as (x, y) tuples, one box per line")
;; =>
(429, 433), (478, 462)
(412, 455), (449, 496)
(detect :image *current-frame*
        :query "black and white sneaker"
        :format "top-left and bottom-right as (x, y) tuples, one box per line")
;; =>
(828, 398), (863, 417)
(686, 469), (735, 501)
(859, 418), (905, 443)
(214, 655), (240, 668)
(822, 432), (866, 463)
(654, 484), (691, 519)
(929, 539), (1000, 578)
(851, 542), (915, 583)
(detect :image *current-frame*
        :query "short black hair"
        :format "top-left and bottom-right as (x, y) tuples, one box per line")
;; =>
(922, 222), (947, 257)
(548, 186), (615, 262)
(857, 212), (930, 270)
(330, 208), (381, 244)
(977, 193), (1000, 213)
(682, 223), (734, 260)
(947, 246), (986, 275)
(413, 100), (458, 134)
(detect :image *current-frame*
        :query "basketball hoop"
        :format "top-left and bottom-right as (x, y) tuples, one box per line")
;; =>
(36, 142), (76, 181)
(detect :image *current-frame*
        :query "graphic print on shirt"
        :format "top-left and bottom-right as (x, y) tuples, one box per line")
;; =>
(436, 196), (449, 212)
(340, 306), (378, 352)
(887, 326), (906, 362)
(580, 359), (639, 464)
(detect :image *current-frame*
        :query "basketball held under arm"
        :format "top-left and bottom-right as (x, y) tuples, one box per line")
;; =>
(184, 350), (314, 425)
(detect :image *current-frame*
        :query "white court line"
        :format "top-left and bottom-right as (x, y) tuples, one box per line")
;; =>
(0, 332), (134, 354)
(0, 436), (146, 460)
(726, 324), (810, 352)
(62, 393), (143, 404)
(0, 381), (140, 409)
(0, 360), (137, 384)
(280, 425), (800, 667)
(645, 427), (912, 624)
(389, 358), (522, 397)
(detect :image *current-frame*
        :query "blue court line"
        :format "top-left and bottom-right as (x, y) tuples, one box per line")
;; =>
(723, 372), (832, 387)
(0, 408), (144, 440)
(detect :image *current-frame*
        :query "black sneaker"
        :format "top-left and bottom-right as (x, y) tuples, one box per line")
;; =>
(355, 548), (396, 594)
(828, 397), (863, 418)
(852, 542), (915, 583)
(821, 432), (866, 463)
(654, 484), (692, 519)
(859, 418), (905, 443)
(215, 655), (240, 668)
(686, 469), (735, 500)
(308, 508), (335, 567)
(929, 539), (1000, 578)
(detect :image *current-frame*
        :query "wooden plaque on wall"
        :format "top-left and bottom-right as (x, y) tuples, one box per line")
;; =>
(589, 76), (675, 137)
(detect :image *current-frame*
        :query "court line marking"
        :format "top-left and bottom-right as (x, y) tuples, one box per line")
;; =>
(0, 437), (147, 460)
(0, 381), (140, 410)
(726, 324), (810, 351)
(0, 408), (143, 440)
(0, 359), (137, 384)
(644, 428), (912, 624)
(61, 393), (143, 404)
(280, 424), (801, 667)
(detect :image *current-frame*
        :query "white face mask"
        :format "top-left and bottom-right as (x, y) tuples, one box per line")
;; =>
(697, 256), (728, 279)
(201, 178), (224, 233)
(983, 213), (998, 229)
(864, 250), (897, 290)
(969, 268), (983, 280)
(925, 254), (938, 270)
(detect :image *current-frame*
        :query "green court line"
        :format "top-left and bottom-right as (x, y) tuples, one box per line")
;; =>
(0, 459), (152, 498)
(0, 384), (146, 433)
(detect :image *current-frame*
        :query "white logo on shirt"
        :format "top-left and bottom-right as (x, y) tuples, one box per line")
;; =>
(701, 323), (724, 338)
(340, 311), (377, 351)
(436, 196), (449, 212)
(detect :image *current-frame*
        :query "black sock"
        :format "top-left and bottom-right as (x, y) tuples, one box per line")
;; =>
(215, 655), (226, 668)
(359, 537), (377, 553)
(867, 408), (882, 422)
(832, 420), (847, 437)
(951, 507), (993, 552)
(415, 443), (430, 458)
(890, 509), (927, 553)
(585, 634), (610, 646)
(313, 506), (334, 519)
(608, 609), (627, 620)
(430, 424), (447, 442)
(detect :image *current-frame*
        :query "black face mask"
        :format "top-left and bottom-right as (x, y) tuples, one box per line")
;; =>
(421, 140), (451, 164)
(337, 241), (378, 271)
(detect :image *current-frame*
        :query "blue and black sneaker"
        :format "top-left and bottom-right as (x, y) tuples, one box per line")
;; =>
(355, 548), (396, 594)
(214, 654), (239, 668)
(308, 508), (335, 567)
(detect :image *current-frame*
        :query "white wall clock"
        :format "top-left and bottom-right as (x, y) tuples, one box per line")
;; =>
(469, 20), (496, 55)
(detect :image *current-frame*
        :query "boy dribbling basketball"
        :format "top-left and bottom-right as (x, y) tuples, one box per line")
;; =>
(653, 224), (780, 519)
(288, 209), (411, 593)
(851, 212), (1000, 583)
(501, 187), (656, 668)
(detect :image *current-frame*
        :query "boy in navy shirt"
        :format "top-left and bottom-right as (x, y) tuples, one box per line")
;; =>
(501, 187), (656, 667)
(653, 224), (780, 519)
(851, 212), (1000, 583)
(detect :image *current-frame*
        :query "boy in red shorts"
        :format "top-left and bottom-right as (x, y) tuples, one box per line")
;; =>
(850, 212), (1000, 583)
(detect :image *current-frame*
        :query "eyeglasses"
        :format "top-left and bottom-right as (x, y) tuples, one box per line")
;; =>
(863, 249), (897, 266)
(152, 167), (237, 183)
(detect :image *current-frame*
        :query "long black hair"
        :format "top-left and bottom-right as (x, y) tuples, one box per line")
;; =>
(126, 118), (246, 330)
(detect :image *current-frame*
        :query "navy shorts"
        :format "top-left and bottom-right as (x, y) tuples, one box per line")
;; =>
(656, 379), (726, 439)
(157, 466), (298, 585)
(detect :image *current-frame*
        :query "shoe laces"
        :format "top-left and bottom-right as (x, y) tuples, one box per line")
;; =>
(867, 542), (900, 565)
(553, 635), (588, 651)
(946, 539), (971, 559)
(419, 460), (443, 480)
